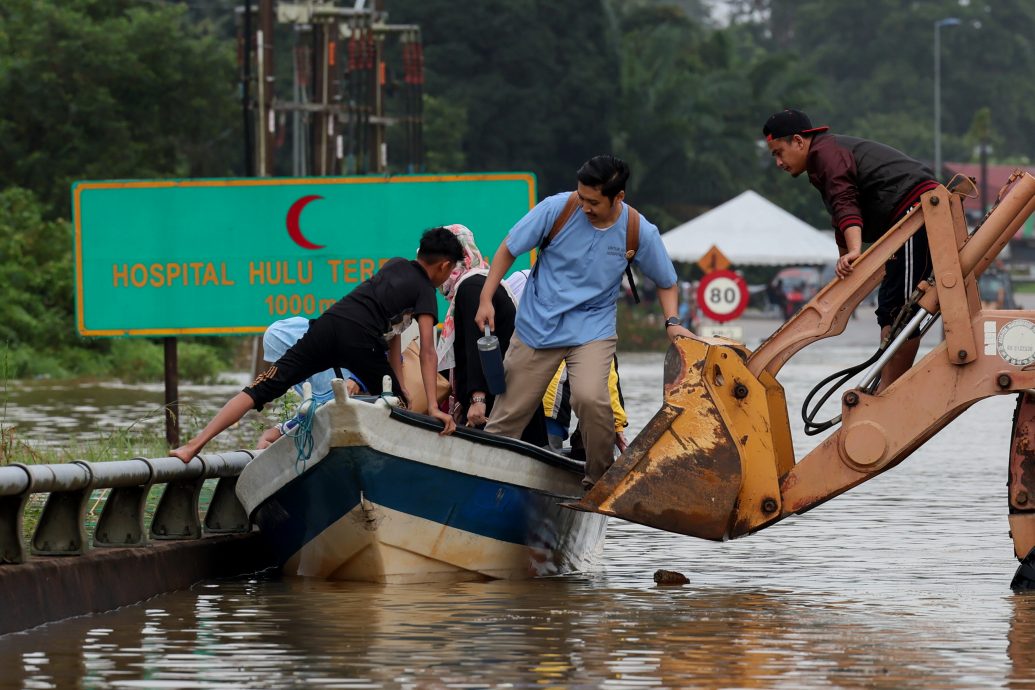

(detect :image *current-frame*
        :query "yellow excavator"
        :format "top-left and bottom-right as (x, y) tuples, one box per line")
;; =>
(570, 171), (1035, 591)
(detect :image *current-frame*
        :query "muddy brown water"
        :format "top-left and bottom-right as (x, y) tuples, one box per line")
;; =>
(2, 341), (1035, 689)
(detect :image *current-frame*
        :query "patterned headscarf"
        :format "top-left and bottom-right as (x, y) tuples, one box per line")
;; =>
(436, 224), (490, 371)
(438, 224), (488, 300)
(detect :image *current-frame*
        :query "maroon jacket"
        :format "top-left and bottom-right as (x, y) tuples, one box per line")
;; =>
(806, 133), (937, 248)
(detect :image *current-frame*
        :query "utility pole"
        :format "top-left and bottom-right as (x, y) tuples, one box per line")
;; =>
(370, 0), (386, 173)
(242, 2), (254, 177)
(258, 0), (275, 177)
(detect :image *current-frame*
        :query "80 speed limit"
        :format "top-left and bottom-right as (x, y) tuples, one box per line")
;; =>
(695, 269), (748, 322)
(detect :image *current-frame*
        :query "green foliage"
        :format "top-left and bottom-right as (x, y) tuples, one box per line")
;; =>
(107, 340), (165, 383)
(392, 0), (830, 229)
(611, 3), (823, 227)
(105, 339), (232, 384)
(179, 342), (232, 385)
(0, 187), (79, 352)
(0, 3), (241, 382)
(0, 0), (240, 219)
(733, 0), (1035, 170)
(423, 94), (468, 172)
(0, 345), (69, 380)
(391, 0), (619, 193)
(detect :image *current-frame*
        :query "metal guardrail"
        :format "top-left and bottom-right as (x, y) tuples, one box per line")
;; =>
(0, 452), (255, 564)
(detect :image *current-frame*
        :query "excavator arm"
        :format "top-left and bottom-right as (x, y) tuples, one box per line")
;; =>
(571, 172), (1035, 588)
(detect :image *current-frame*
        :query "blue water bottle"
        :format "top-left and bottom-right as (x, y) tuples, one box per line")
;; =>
(477, 325), (507, 395)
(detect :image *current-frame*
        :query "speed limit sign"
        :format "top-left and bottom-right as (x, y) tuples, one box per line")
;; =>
(697, 269), (748, 323)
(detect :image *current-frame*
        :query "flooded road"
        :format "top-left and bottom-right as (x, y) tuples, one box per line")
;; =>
(3, 338), (1035, 689)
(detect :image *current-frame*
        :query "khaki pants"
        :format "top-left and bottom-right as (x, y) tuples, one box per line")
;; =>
(485, 336), (617, 483)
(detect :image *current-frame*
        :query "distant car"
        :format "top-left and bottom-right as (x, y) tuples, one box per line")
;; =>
(978, 269), (1018, 310)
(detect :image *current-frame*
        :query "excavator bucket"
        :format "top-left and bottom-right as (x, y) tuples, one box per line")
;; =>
(569, 335), (795, 540)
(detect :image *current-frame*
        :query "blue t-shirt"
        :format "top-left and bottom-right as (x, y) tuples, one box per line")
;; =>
(506, 192), (677, 348)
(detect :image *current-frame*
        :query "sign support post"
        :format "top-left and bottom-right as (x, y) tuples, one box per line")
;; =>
(164, 337), (179, 447)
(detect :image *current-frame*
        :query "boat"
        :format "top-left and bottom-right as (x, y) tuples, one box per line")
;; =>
(235, 379), (608, 583)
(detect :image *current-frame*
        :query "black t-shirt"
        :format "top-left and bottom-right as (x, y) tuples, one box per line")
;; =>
(326, 258), (438, 345)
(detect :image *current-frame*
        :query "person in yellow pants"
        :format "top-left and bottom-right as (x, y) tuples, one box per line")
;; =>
(542, 356), (628, 458)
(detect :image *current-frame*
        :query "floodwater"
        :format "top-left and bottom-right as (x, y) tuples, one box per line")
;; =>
(0, 374), (261, 452)
(3, 337), (1035, 689)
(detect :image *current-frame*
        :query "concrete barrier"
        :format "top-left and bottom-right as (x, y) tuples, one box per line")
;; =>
(0, 530), (277, 636)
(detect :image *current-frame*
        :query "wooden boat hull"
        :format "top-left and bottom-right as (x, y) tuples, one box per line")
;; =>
(237, 388), (607, 583)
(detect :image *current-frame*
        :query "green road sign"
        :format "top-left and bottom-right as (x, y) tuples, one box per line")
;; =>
(72, 174), (536, 337)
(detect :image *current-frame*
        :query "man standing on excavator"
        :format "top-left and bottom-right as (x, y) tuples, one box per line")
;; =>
(763, 109), (939, 391)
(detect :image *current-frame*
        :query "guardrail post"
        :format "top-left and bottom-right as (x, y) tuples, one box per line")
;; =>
(204, 475), (250, 533)
(150, 460), (203, 540)
(31, 462), (92, 556)
(94, 458), (155, 547)
(0, 464), (32, 564)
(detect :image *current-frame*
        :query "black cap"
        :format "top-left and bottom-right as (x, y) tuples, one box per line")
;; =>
(762, 109), (829, 141)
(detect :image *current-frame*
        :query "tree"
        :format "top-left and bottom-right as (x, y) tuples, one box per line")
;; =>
(610, 1), (823, 227)
(422, 94), (468, 172)
(390, 0), (619, 195)
(724, 0), (1035, 168)
(0, 188), (77, 355)
(0, 1), (242, 378)
(0, 0), (241, 219)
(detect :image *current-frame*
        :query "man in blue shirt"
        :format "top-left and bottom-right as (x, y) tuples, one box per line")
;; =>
(475, 155), (692, 486)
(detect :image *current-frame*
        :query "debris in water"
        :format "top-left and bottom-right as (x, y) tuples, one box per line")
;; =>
(653, 569), (689, 585)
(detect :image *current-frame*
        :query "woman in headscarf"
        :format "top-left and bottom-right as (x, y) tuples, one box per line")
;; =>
(437, 224), (546, 445)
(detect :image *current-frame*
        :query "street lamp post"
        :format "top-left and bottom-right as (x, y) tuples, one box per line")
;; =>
(934, 17), (961, 181)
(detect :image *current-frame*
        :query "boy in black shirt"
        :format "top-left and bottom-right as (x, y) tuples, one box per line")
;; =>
(171, 227), (464, 463)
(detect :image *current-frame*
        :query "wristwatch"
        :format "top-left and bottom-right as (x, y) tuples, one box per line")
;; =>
(470, 395), (486, 404)
(664, 316), (681, 329)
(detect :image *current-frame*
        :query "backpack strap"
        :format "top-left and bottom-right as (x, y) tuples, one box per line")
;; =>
(540, 192), (580, 253)
(534, 193), (643, 305)
(625, 206), (641, 304)
(532, 192), (579, 280)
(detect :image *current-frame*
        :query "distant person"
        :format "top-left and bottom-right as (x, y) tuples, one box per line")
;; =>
(767, 277), (788, 318)
(543, 358), (629, 457)
(475, 154), (692, 487)
(677, 280), (697, 332)
(764, 109), (937, 391)
(171, 227), (464, 462)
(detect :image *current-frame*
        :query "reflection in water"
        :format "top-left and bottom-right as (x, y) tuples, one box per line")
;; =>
(3, 349), (1035, 687)
(3, 575), (1033, 689)
(1010, 594), (1035, 690)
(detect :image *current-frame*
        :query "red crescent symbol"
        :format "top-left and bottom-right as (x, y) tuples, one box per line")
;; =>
(286, 195), (326, 250)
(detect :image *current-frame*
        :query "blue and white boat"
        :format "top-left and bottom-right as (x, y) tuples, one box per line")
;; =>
(236, 379), (608, 583)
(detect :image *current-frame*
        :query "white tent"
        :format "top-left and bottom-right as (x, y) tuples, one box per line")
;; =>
(662, 190), (838, 266)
